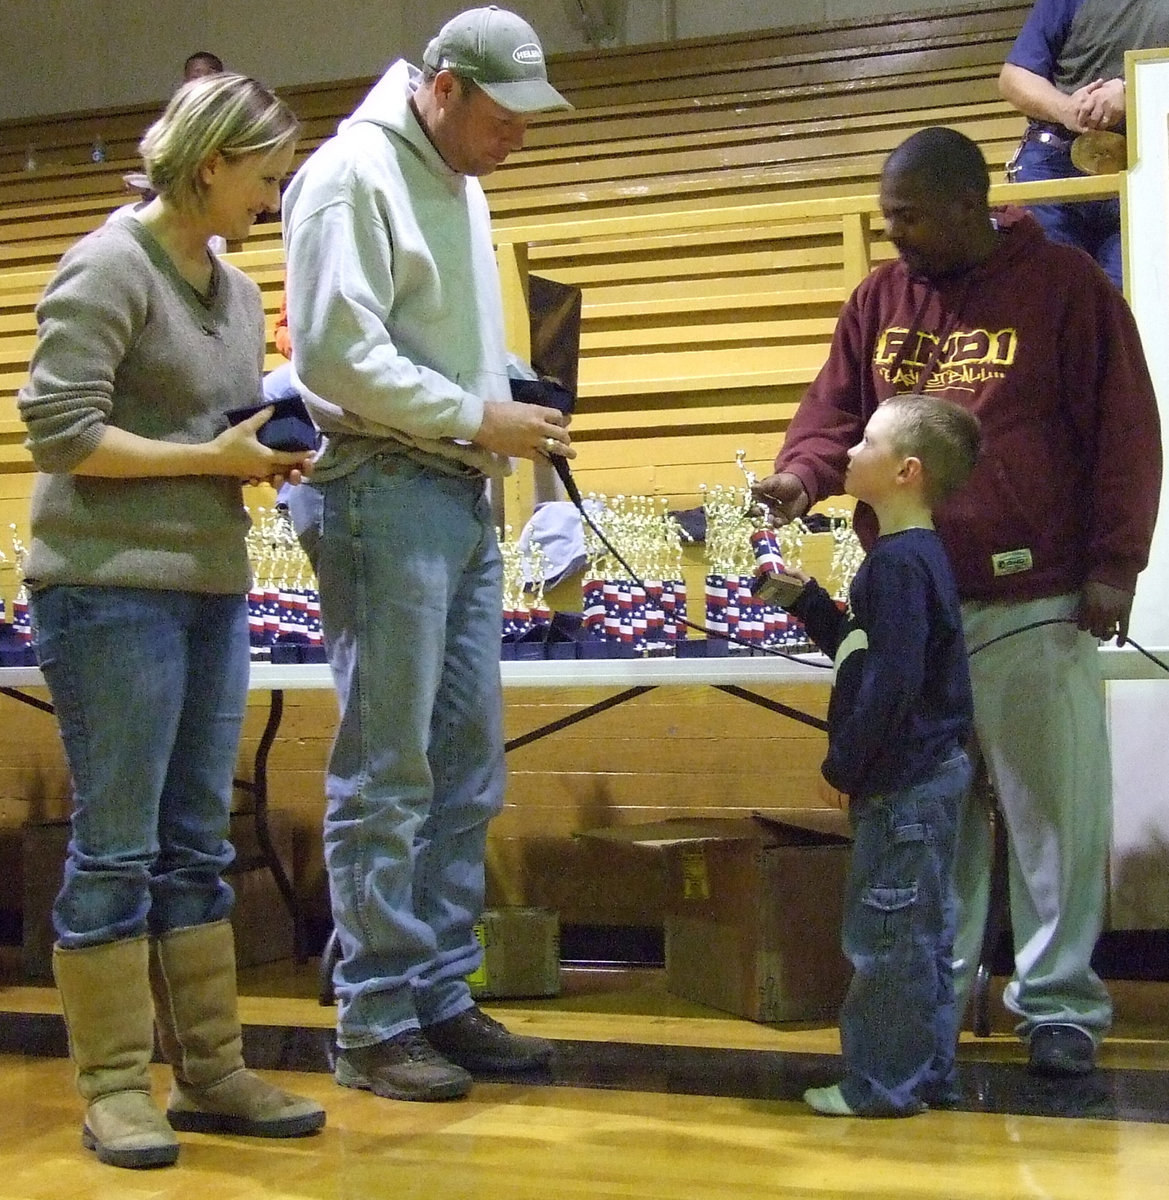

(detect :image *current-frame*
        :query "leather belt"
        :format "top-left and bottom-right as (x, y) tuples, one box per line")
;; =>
(1023, 123), (1074, 150)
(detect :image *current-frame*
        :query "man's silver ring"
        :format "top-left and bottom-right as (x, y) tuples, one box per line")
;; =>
(544, 436), (556, 451)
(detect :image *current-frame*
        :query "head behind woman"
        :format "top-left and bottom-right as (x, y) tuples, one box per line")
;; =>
(138, 73), (298, 221)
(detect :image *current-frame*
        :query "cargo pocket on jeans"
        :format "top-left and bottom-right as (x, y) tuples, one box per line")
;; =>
(861, 884), (919, 953)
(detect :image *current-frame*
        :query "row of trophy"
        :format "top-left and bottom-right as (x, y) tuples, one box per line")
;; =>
(505, 450), (865, 658)
(244, 508), (325, 662)
(579, 495), (689, 654)
(501, 528), (553, 642)
(491, 445), (869, 659)
(0, 527), (34, 663)
(0, 515), (322, 667)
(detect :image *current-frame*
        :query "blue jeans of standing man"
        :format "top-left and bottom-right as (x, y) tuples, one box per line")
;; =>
(290, 455), (506, 1049)
(1012, 138), (1122, 289)
(838, 750), (971, 1116)
(30, 586), (243, 948)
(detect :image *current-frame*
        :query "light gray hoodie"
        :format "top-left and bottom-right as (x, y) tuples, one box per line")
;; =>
(282, 59), (512, 482)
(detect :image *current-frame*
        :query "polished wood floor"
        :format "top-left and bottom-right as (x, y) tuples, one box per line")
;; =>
(2, 953), (1168, 1200)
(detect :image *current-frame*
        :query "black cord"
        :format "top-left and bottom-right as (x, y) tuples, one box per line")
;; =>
(965, 618), (1076, 657)
(1129, 638), (1169, 674)
(965, 616), (1169, 674)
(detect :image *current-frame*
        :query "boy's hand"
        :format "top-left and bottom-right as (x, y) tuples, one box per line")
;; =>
(752, 567), (809, 609)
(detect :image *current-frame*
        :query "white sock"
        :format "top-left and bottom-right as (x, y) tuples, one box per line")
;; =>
(803, 1084), (856, 1116)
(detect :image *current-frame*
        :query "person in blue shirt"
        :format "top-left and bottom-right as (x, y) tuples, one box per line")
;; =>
(767, 393), (980, 1116)
(1000, 0), (1169, 289)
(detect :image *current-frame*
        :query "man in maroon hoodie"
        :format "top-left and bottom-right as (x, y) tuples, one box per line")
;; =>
(754, 126), (1161, 1078)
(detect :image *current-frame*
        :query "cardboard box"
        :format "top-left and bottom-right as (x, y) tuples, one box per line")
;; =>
(468, 906), (560, 999)
(585, 812), (851, 1022)
(21, 811), (294, 980)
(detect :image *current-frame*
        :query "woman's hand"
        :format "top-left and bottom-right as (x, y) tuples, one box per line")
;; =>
(210, 406), (315, 483)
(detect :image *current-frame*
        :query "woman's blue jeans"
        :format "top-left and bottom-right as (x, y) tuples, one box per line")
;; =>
(30, 586), (243, 948)
(291, 456), (506, 1048)
(838, 750), (972, 1116)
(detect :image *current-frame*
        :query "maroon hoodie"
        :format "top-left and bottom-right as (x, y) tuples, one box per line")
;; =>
(775, 208), (1161, 602)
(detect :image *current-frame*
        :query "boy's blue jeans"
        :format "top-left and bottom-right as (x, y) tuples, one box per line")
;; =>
(30, 585), (243, 947)
(289, 457), (506, 1048)
(838, 750), (972, 1116)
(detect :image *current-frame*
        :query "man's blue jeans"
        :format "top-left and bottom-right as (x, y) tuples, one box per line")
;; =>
(1012, 138), (1122, 289)
(291, 456), (506, 1048)
(30, 585), (243, 948)
(838, 750), (971, 1116)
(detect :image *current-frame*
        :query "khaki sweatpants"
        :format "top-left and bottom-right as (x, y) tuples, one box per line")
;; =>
(952, 593), (1113, 1042)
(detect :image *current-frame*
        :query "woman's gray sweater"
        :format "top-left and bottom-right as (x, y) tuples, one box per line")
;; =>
(19, 218), (266, 595)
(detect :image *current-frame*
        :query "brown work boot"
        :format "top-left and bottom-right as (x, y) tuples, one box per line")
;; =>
(334, 1030), (472, 1102)
(423, 1006), (554, 1074)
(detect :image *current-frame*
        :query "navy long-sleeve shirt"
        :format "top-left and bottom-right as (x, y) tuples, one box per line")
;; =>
(789, 528), (973, 799)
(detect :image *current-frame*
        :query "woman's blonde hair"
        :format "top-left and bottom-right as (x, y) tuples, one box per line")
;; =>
(139, 73), (298, 209)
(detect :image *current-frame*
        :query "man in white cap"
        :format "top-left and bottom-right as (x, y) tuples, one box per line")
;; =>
(282, 8), (574, 1103)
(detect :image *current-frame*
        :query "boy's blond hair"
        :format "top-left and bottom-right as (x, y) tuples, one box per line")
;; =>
(881, 393), (981, 507)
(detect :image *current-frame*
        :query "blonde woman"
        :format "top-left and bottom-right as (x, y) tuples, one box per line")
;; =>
(19, 74), (324, 1170)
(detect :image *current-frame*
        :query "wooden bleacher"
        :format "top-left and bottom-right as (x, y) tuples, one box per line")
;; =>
(0, 3), (1036, 488)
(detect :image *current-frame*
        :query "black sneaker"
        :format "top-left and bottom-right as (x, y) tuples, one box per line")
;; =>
(335, 1029), (472, 1101)
(423, 1006), (555, 1074)
(919, 1084), (962, 1110)
(1028, 1024), (1096, 1076)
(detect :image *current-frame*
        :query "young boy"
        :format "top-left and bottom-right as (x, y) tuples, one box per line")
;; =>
(767, 393), (980, 1117)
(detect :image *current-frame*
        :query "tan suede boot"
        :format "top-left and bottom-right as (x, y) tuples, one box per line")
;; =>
(149, 920), (325, 1137)
(52, 937), (180, 1169)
